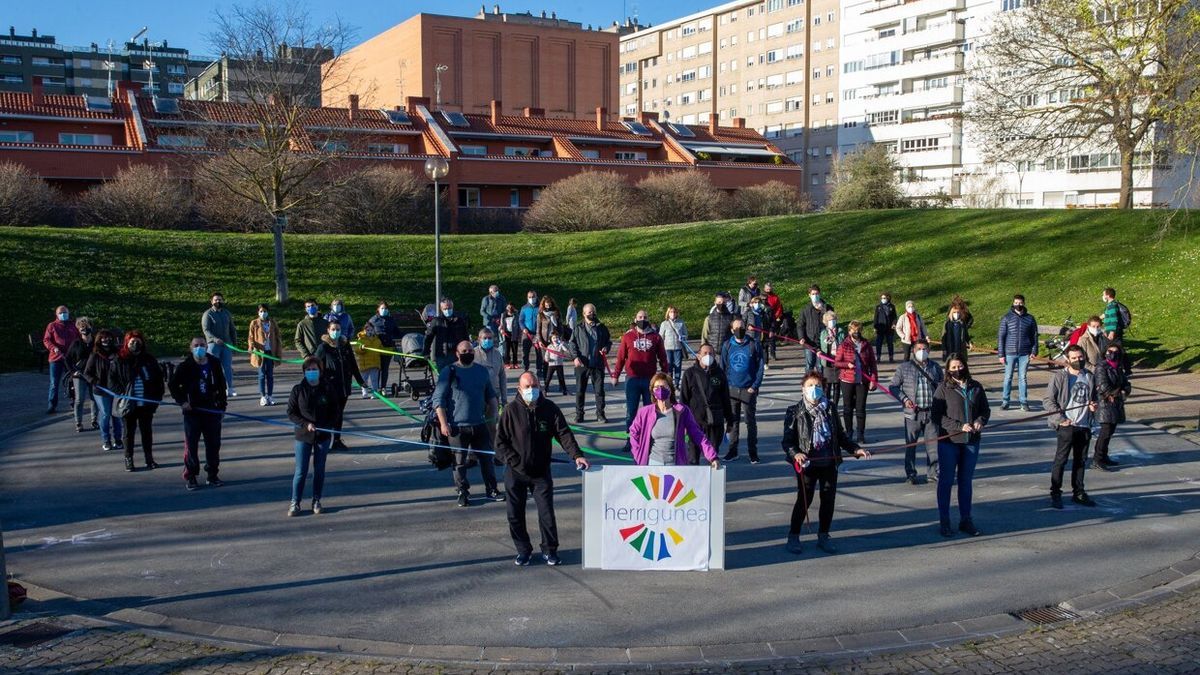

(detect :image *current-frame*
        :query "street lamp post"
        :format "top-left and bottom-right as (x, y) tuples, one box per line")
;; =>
(424, 157), (450, 309)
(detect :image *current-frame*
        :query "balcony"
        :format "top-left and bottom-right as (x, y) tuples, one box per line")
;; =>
(896, 141), (961, 168)
(841, 50), (963, 89)
(862, 0), (966, 29)
(862, 20), (965, 52)
(861, 85), (962, 113)
(864, 115), (960, 142)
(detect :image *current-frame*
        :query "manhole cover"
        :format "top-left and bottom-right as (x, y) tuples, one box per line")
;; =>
(1012, 605), (1082, 626)
(0, 622), (73, 649)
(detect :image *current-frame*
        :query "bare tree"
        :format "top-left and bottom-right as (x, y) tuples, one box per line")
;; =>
(524, 171), (643, 232)
(965, 0), (1200, 209)
(0, 161), (60, 226)
(636, 170), (728, 225)
(827, 144), (906, 211)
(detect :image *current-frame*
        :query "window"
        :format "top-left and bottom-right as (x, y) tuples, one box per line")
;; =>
(868, 110), (899, 125)
(843, 88), (859, 100)
(157, 134), (205, 147)
(699, 65), (711, 78)
(458, 187), (481, 208)
(504, 146), (536, 156)
(924, 76), (949, 90)
(167, 82), (184, 94)
(785, 96), (804, 111)
(682, 23), (697, 36)
(812, 174), (820, 185)
(1018, 94), (1039, 107)
(43, 76), (66, 86)
(901, 137), (941, 153)
(813, 16), (821, 25)
(615, 151), (648, 160)
(879, 28), (897, 38)
(320, 140), (349, 152)
(510, 189), (521, 208)
(0, 131), (34, 143)
(825, 146), (833, 156)
(766, 49), (782, 63)
(826, 91), (834, 103)
(786, 69), (804, 85)
(826, 38), (835, 49)
(166, 64), (187, 75)
(766, 74), (784, 87)
(844, 60), (863, 74)
(812, 93), (821, 105)
(460, 144), (487, 156)
(58, 133), (112, 145)
(767, 22), (784, 38)
(1044, 156), (1065, 171)
(31, 56), (66, 66)
(77, 78), (93, 88)
(767, 0), (784, 10)
(0, 55), (20, 65)
(766, 100), (784, 114)
(1003, 0), (1022, 10)
(827, 11), (835, 22)
(786, 19), (803, 33)
(532, 188), (542, 202)
(366, 142), (410, 154)
(842, 118), (860, 128)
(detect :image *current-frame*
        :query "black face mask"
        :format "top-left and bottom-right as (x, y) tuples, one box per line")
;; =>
(586, 313), (597, 322)
(1013, 305), (1025, 314)
(636, 320), (649, 330)
(129, 343), (143, 354)
(101, 341), (115, 351)
(458, 353), (474, 366)
(1105, 351), (1120, 361)
(1068, 359), (1085, 370)
(733, 328), (746, 339)
(213, 301), (224, 310)
(949, 368), (966, 380)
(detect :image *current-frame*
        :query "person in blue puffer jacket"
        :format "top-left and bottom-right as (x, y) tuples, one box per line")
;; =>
(996, 294), (1039, 411)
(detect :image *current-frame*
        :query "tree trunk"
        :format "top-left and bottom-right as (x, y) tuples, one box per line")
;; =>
(0, 519), (10, 619)
(272, 214), (289, 304)
(1118, 148), (1135, 209)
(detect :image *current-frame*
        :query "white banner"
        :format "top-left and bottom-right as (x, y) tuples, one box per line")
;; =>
(585, 465), (724, 571)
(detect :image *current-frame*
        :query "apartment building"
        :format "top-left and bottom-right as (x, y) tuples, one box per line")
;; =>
(618, 0), (839, 202)
(183, 45), (332, 106)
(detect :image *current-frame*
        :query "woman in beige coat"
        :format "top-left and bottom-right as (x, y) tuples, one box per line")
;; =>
(249, 303), (284, 406)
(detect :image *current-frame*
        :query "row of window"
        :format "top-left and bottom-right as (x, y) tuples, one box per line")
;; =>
(0, 73), (184, 93)
(0, 130), (114, 145)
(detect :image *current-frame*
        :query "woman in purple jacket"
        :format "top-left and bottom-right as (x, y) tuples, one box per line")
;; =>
(629, 373), (720, 468)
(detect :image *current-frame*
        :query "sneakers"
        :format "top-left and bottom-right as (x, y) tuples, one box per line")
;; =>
(749, 457), (760, 465)
(186, 477), (199, 491)
(1072, 493), (1097, 507)
(958, 519), (981, 536)
(124, 457), (135, 472)
(1090, 461), (1116, 472)
(1051, 494), (1064, 509)
(90, 418), (99, 429)
(287, 502), (300, 517)
(542, 552), (561, 566)
(514, 552), (531, 566)
(940, 520), (955, 537)
(312, 500), (323, 515)
(1000, 402), (1011, 411)
(102, 441), (113, 452)
(816, 534), (838, 554)
(905, 476), (920, 485)
(722, 451), (740, 462)
(597, 414), (609, 424)
(332, 440), (349, 451)
(361, 390), (371, 400)
(574, 415), (585, 424)
(1020, 403), (1031, 413)
(486, 490), (506, 502)
(259, 396), (269, 407)
(457, 491), (470, 507)
(1101, 458), (1121, 467)
(206, 476), (224, 487)
(75, 423), (84, 433)
(146, 460), (160, 470)
(267, 396), (276, 406)
(113, 440), (125, 451)
(228, 389), (239, 398)
(855, 432), (867, 445)
(785, 534), (803, 554)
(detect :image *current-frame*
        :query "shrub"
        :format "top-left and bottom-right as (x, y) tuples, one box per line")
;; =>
(80, 165), (192, 229)
(523, 171), (642, 232)
(329, 166), (432, 233)
(732, 180), (811, 217)
(827, 144), (906, 211)
(0, 161), (60, 226)
(635, 170), (727, 225)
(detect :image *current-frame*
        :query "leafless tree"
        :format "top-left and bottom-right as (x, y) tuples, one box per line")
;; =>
(636, 170), (728, 225)
(523, 171), (643, 232)
(0, 161), (60, 226)
(79, 165), (191, 229)
(732, 180), (811, 217)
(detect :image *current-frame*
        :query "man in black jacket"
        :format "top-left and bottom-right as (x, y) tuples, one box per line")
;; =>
(679, 344), (733, 464)
(799, 285), (834, 372)
(569, 303), (612, 423)
(494, 372), (590, 566)
(424, 298), (471, 371)
(169, 337), (228, 490)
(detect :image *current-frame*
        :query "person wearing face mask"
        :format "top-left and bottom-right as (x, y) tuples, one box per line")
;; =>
(889, 338), (944, 485)
(323, 297), (355, 340)
(500, 303), (520, 369)
(201, 293), (238, 398)
(568, 303), (611, 424)
(544, 330), (571, 395)
(84, 328), (125, 452)
(494, 372), (589, 566)
(680, 344), (733, 464)
(474, 327), (507, 408)
(1092, 342), (1130, 472)
(873, 293), (898, 364)
(997, 293), (1038, 411)
(629, 373), (720, 468)
(737, 275), (761, 312)
(315, 321), (365, 451)
(480, 284), (506, 333)
(941, 303), (973, 363)
(169, 337), (228, 490)
(799, 285), (834, 372)
(565, 298), (579, 337)
(519, 290), (541, 373)
(112, 330), (164, 472)
(44, 304), (81, 415)
(701, 293), (735, 354)
(931, 357), (990, 536)
(660, 306), (689, 389)
(248, 303), (282, 407)
(743, 296), (773, 370)
(818, 311), (846, 419)
(434, 340), (501, 507)
(66, 317), (99, 432)
(613, 310), (669, 441)
(721, 318), (765, 463)
(354, 322), (384, 400)
(423, 297), (471, 371)
(286, 357), (337, 517)
(894, 300), (927, 363)
(782, 371), (870, 554)
(534, 296), (563, 381)
(762, 283), (784, 361)
(295, 298), (328, 359)
(833, 320), (879, 444)
(1076, 316), (1106, 370)
(366, 301), (402, 392)
(1043, 344), (1099, 509)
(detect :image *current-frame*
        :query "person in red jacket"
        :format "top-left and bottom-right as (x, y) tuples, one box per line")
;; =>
(613, 309), (669, 440)
(833, 320), (878, 444)
(762, 282), (784, 362)
(43, 304), (81, 415)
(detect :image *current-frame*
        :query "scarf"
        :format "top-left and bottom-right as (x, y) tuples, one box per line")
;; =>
(906, 312), (919, 341)
(805, 398), (832, 453)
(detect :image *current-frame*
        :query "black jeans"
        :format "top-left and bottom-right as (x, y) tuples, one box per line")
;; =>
(1094, 422), (1117, 464)
(574, 366), (606, 418)
(904, 409), (939, 479)
(122, 406), (156, 464)
(841, 382), (868, 437)
(378, 354), (393, 390)
(728, 387), (758, 459)
(451, 423), (498, 495)
(791, 464), (838, 535)
(332, 393), (348, 442)
(875, 330), (895, 362)
(688, 417), (724, 465)
(546, 365), (567, 393)
(1051, 426), (1091, 497)
(521, 334), (541, 373)
(902, 341), (916, 362)
(182, 411), (222, 480)
(505, 470), (558, 555)
(504, 335), (519, 366)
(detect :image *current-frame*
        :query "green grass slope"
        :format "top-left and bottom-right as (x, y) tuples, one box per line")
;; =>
(5, 208), (1197, 372)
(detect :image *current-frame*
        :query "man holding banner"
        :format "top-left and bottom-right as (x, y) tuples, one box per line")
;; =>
(494, 372), (590, 566)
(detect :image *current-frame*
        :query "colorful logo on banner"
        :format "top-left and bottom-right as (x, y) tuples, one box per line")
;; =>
(617, 474), (698, 561)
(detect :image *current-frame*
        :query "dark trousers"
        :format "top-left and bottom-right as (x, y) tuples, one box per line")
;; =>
(292, 439), (330, 503)
(841, 382), (868, 437)
(521, 334), (541, 373)
(504, 335), (519, 366)
(688, 417), (724, 464)
(824, 378), (842, 419)
(332, 393), (348, 442)
(875, 330), (895, 362)
(624, 376), (651, 431)
(451, 423), (498, 495)
(728, 387), (758, 459)
(902, 341), (915, 362)
(546, 365), (568, 394)
(505, 470), (558, 555)
(904, 410), (938, 479)
(790, 464), (838, 535)
(122, 406), (156, 464)
(937, 440), (978, 522)
(1051, 426), (1091, 497)
(574, 366), (606, 418)
(1094, 423), (1117, 464)
(378, 353), (393, 389)
(182, 411), (222, 480)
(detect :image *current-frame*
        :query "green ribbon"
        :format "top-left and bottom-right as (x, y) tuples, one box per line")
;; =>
(226, 343), (305, 364)
(351, 341), (440, 376)
(368, 389), (426, 424)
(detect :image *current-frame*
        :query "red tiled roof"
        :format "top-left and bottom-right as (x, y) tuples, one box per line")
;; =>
(0, 92), (122, 120)
(455, 112), (662, 142)
(134, 95), (413, 132)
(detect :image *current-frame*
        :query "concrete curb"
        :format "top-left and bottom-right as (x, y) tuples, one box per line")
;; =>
(10, 551), (1199, 670)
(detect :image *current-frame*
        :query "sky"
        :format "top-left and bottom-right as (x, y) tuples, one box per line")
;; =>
(3, 0), (704, 56)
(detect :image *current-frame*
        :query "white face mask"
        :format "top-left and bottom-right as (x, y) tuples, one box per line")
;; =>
(915, 349), (928, 362)
(827, 320), (836, 329)
(700, 354), (713, 367)
(906, 304), (915, 313)
(1089, 326), (1102, 336)
(522, 387), (540, 403)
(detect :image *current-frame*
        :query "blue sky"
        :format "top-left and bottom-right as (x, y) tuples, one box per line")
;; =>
(4, 0), (700, 55)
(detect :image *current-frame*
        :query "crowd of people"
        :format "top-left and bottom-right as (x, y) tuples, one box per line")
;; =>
(40, 282), (1134, 564)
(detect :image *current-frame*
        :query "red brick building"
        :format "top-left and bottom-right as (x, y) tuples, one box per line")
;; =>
(1, 77), (803, 230)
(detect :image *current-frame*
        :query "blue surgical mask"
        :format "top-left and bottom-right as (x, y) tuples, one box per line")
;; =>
(442, 309), (452, 318)
(306, 306), (318, 316)
(806, 385), (824, 402)
(522, 387), (540, 403)
(379, 307), (389, 316)
(304, 370), (320, 384)
(329, 330), (341, 340)
(481, 338), (494, 349)
(332, 304), (342, 313)
(259, 311), (268, 319)
(57, 312), (69, 321)
(192, 346), (207, 360)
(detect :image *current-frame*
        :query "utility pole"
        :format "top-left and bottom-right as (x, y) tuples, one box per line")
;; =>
(1, 519), (10, 620)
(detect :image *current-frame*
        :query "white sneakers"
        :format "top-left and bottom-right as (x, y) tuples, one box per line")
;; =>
(259, 396), (276, 407)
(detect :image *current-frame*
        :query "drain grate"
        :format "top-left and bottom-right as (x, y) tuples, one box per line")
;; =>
(1012, 605), (1082, 626)
(0, 622), (73, 649)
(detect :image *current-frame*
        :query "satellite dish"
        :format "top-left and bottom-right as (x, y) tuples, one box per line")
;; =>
(661, 109), (671, 120)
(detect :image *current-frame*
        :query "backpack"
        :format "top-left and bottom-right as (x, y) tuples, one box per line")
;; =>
(1116, 302), (1132, 331)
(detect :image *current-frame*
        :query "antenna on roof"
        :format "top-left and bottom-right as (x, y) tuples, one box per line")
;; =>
(104, 39), (116, 97)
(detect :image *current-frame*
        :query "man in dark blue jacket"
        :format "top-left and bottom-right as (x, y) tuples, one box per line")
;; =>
(721, 318), (765, 463)
(568, 303), (611, 423)
(997, 294), (1038, 411)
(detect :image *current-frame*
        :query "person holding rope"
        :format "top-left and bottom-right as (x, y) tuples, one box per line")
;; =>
(722, 318), (765, 463)
(295, 299), (328, 359)
(799, 285), (833, 372)
(169, 337), (228, 490)
(888, 338), (943, 485)
(43, 304), (79, 415)
(613, 310), (669, 444)
(569, 303), (611, 424)
(248, 303), (282, 407)
(818, 310), (846, 419)
(424, 298), (471, 372)
(315, 321), (365, 451)
(661, 306), (688, 389)
(931, 355), (989, 537)
(366, 301), (402, 392)
(286, 357), (338, 517)
(680, 343), (732, 465)
(782, 370), (870, 555)
(630, 373), (721, 468)
(435, 340), (503, 507)
(1044, 344), (1099, 509)
(762, 282), (784, 362)
(544, 329), (570, 396)
(354, 322), (384, 399)
(1092, 342), (1130, 472)
(833, 320), (878, 445)
(535, 295), (563, 381)
(112, 330), (163, 472)
(201, 292), (238, 398)
(494, 372), (590, 566)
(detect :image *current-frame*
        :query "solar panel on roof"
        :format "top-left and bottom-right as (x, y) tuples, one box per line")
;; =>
(152, 97), (180, 115)
(668, 122), (696, 137)
(441, 110), (469, 127)
(621, 120), (652, 136)
(383, 108), (411, 125)
(85, 95), (113, 113)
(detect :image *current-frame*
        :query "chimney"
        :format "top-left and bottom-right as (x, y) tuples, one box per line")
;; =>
(638, 110), (659, 125)
(490, 99), (502, 125)
(31, 76), (44, 105)
(348, 93), (360, 120)
(595, 107), (606, 131)
(493, 4), (500, 14)
(407, 95), (430, 113)
(523, 106), (545, 118)
(32, 28), (38, 38)
(732, 117), (746, 129)
(709, 116), (719, 134)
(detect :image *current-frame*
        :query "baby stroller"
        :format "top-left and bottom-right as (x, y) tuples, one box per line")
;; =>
(419, 395), (453, 470)
(391, 331), (435, 400)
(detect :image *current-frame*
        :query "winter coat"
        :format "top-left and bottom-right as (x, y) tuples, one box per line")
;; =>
(679, 362), (733, 426)
(800, 301), (833, 345)
(168, 356), (228, 412)
(997, 309), (1039, 358)
(111, 353), (165, 413)
(873, 302), (897, 336)
(480, 292), (506, 328)
(314, 335), (364, 398)
(494, 397), (582, 478)
(894, 312), (927, 345)
(833, 337), (878, 385)
(660, 318), (688, 352)
(628, 402), (718, 466)
(83, 347), (121, 390)
(1094, 360), (1130, 425)
(248, 318), (283, 368)
(570, 319), (612, 370)
(535, 310), (562, 346)
(1077, 330), (1105, 369)
(201, 307), (237, 346)
(932, 378), (991, 445)
(818, 325), (847, 382)
(888, 359), (945, 420)
(423, 311), (470, 364)
(763, 292), (784, 322)
(323, 311), (355, 338)
(474, 343), (507, 403)
(287, 378), (338, 443)
(366, 313), (401, 348)
(701, 307), (734, 352)
(782, 400), (859, 467)
(1043, 367), (1095, 429)
(65, 338), (94, 376)
(295, 315), (329, 358)
(43, 319), (80, 363)
(353, 331), (384, 372)
(737, 284), (760, 311)
(941, 319), (971, 361)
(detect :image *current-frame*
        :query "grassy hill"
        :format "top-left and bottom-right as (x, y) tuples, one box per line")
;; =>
(5, 208), (1198, 372)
